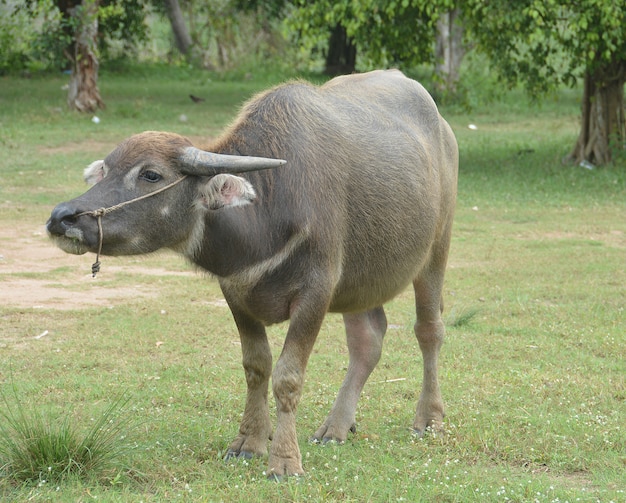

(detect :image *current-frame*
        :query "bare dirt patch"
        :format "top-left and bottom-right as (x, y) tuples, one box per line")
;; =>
(0, 223), (194, 310)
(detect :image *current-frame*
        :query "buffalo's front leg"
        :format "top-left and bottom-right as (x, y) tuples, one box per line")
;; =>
(268, 293), (329, 478)
(312, 307), (387, 443)
(224, 308), (273, 460)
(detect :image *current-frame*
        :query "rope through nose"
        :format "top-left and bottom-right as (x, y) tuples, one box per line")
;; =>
(74, 176), (188, 277)
(92, 209), (105, 277)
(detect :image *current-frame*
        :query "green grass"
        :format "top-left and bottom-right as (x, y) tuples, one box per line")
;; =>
(0, 391), (137, 485)
(0, 65), (625, 502)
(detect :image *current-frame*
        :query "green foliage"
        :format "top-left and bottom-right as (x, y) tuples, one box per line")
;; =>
(464, 0), (626, 95)
(98, 0), (150, 60)
(0, 0), (149, 73)
(0, 0), (62, 74)
(30, 20), (73, 71)
(286, 0), (453, 70)
(145, 0), (288, 71)
(234, 0), (286, 18)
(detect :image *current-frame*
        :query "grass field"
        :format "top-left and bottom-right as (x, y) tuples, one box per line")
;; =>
(0, 66), (624, 502)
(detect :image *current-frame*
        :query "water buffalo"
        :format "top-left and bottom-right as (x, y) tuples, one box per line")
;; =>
(47, 69), (458, 478)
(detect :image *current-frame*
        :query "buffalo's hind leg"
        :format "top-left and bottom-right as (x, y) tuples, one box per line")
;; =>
(311, 306), (387, 444)
(224, 308), (273, 460)
(412, 268), (447, 436)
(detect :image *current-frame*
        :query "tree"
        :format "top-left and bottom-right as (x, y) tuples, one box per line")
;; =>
(325, 24), (356, 75)
(66, 0), (104, 112)
(239, 0), (358, 75)
(5, 0), (148, 70)
(289, 1), (467, 85)
(3, 0), (148, 110)
(464, 0), (626, 165)
(164, 0), (192, 55)
(287, 0), (445, 72)
(434, 8), (465, 95)
(65, 0), (148, 111)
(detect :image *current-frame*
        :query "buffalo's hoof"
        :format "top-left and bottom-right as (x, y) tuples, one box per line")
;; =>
(412, 425), (444, 438)
(411, 428), (425, 439)
(309, 423), (356, 444)
(224, 449), (255, 461)
(267, 472), (283, 482)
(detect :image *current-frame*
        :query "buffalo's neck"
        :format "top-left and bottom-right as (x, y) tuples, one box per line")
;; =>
(191, 208), (297, 280)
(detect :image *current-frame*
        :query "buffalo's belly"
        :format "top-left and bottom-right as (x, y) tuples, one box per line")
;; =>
(222, 267), (416, 324)
(328, 262), (421, 313)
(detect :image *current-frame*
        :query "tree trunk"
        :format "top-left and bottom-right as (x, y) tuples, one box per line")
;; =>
(568, 58), (626, 165)
(435, 8), (465, 95)
(324, 24), (356, 76)
(67, 0), (104, 113)
(164, 0), (192, 55)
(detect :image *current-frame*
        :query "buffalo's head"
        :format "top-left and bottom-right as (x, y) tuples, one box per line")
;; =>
(46, 131), (285, 258)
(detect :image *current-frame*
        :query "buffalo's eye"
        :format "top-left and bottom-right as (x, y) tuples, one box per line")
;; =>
(140, 170), (162, 183)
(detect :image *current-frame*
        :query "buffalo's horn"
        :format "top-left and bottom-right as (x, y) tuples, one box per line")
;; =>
(179, 146), (286, 175)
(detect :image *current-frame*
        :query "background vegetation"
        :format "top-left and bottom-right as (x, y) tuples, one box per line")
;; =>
(0, 0), (625, 500)
(2, 0), (624, 164)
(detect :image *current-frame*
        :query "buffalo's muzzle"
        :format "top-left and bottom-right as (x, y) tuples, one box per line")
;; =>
(46, 202), (79, 236)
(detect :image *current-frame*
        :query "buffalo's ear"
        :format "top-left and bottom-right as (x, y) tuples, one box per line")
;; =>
(83, 160), (106, 186)
(198, 174), (257, 210)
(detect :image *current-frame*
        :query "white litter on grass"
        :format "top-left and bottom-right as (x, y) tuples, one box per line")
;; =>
(579, 160), (594, 170)
(91, 116), (100, 124)
(35, 330), (49, 339)
(468, 124), (478, 130)
(373, 377), (407, 384)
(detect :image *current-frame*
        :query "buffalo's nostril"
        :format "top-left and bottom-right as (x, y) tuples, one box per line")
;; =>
(47, 203), (79, 236)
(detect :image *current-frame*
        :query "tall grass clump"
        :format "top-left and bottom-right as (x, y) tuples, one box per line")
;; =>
(445, 304), (480, 328)
(0, 392), (136, 485)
